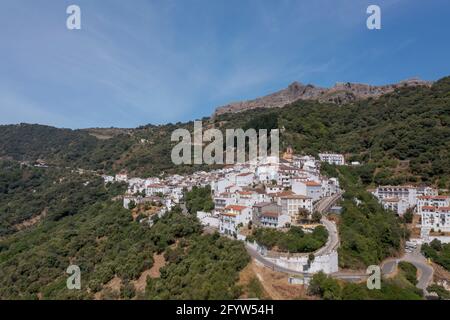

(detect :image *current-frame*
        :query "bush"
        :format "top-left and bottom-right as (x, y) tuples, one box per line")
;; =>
(249, 226), (328, 253)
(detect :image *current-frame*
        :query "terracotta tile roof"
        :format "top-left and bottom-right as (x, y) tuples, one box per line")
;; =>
(238, 191), (254, 195)
(280, 194), (311, 200)
(253, 202), (273, 208)
(237, 172), (253, 177)
(224, 205), (247, 211)
(272, 191), (294, 198)
(261, 211), (280, 218)
(305, 181), (321, 187)
(221, 212), (237, 217)
(418, 195), (449, 200)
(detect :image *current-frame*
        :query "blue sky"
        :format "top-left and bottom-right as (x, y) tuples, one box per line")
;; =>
(0, 0), (449, 129)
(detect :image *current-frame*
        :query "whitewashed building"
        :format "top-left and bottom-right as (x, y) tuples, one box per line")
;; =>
(417, 196), (450, 214)
(421, 206), (450, 232)
(252, 202), (290, 228)
(380, 197), (410, 215)
(278, 194), (313, 219)
(219, 205), (252, 236)
(318, 153), (345, 166)
(372, 185), (418, 208)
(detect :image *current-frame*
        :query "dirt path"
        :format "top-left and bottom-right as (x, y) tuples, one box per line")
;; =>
(132, 253), (166, 293)
(14, 208), (48, 231)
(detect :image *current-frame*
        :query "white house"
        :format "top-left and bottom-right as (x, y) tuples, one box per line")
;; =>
(235, 172), (255, 187)
(214, 192), (235, 211)
(146, 184), (169, 196)
(278, 194), (313, 220)
(235, 190), (260, 207)
(252, 202), (290, 228)
(322, 177), (340, 197)
(219, 205), (252, 236)
(256, 164), (279, 183)
(265, 185), (284, 194)
(380, 197), (410, 215)
(292, 179), (322, 202)
(102, 175), (115, 183)
(259, 211), (291, 229)
(115, 173), (128, 182)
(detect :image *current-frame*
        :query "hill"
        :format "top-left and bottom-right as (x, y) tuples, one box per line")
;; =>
(0, 76), (449, 188)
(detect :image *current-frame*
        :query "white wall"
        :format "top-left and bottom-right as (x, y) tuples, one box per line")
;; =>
(265, 251), (339, 274)
(197, 211), (219, 228)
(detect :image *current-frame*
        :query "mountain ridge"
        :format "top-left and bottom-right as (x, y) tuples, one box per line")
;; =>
(214, 78), (433, 116)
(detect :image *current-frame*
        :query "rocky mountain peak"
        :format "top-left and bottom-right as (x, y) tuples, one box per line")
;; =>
(213, 78), (433, 116)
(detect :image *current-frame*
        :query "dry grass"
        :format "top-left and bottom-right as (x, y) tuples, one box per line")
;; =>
(94, 276), (122, 300)
(14, 208), (48, 231)
(432, 262), (450, 284)
(238, 260), (310, 300)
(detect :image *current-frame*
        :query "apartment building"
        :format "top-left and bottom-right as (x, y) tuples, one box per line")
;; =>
(417, 195), (450, 213)
(318, 153), (345, 166)
(372, 185), (418, 207)
(421, 206), (450, 232)
(278, 194), (313, 219)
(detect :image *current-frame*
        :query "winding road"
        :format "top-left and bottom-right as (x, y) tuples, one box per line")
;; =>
(381, 246), (434, 293)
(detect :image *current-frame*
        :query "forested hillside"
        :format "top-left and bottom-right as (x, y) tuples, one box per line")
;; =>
(321, 164), (405, 268)
(0, 161), (125, 237)
(0, 165), (248, 299)
(0, 123), (211, 177)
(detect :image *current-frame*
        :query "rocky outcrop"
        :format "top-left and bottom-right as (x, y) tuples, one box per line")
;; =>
(214, 78), (432, 116)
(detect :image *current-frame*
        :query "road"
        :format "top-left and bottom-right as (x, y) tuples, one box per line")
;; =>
(314, 192), (343, 214)
(315, 218), (339, 255)
(313, 193), (341, 256)
(245, 244), (308, 276)
(381, 246), (434, 293)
